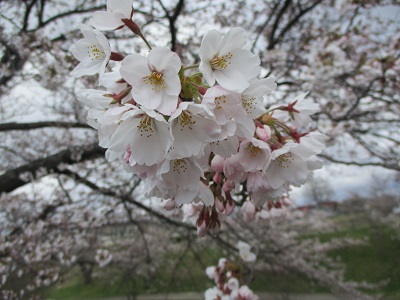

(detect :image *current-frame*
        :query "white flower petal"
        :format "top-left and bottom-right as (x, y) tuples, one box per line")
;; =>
(91, 11), (126, 30)
(148, 47), (181, 72)
(215, 69), (249, 92)
(199, 29), (223, 61)
(220, 27), (248, 54)
(228, 48), (260, 81)
(108, 0), (133, 17)
(120, 54), (150, 84)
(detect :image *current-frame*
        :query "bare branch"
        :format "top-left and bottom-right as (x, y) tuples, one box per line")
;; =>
(0, 143), (105, 193)
(319, 154), (400, 171)
(0, 121), (92, 131)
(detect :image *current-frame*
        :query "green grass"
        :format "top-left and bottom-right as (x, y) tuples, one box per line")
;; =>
(44, 246), (223, 299)
(330, 225), (400, 297)
(44, 269), (127, 299)
(44, 214), (400, 299)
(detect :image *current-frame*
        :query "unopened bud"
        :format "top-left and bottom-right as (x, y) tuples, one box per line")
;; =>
(197, 222), (207, 237)
(213, 172), (222, 184)
(215, 196), (225, 213)
(163, 198), (176, 211)
(222, 180), (235, 193)
(225, 198), (235, 215)
(256, 125), (271, 142)
(211, 155), (225, 172)
(241, 200), (256, 222)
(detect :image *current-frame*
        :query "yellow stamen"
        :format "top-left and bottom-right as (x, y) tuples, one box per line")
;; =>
(88, 45), (106, 61)
(248, 144), (261, 157)
(242, 96), (256, 114)
(136, 115), (154, 138)
(210, 52), (233, 70)
(178, 111), (196, 131)
(143, 71), (166, 92)
(173, 159), (188, 174)
(276, 153), (294, 169)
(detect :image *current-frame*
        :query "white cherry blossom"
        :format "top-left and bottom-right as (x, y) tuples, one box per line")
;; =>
(234, 109), (256, 139)
(266, 141), (322, 189)
(169, 102), (222, 158)
(247, 171), (285, 206)
(205, 287), (224, 300)
(120, 47), (181, 115)
(157, 156), (204, 197)
(174, 182), (214, 206)
(77, 89), (116, 129)
(202, 85), (242, 125)
(237, 241), (256, 263)
(241, 77), (277, 118)
(207, 135), (240, 158)
(98, 104), (134, 150)
(238, 285), (259, 300)
(272, 93), (320, 127)
(229, 138), (271, 173)
(106, 106), (173, 165)
(100, 67), (130, 101)
(199, 27), (261, 92)
(70, 24), (111, 81)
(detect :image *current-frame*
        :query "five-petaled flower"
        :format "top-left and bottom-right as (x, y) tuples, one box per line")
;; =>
(70, 24), (111, 81)
(120, 47), (182, 115)
(199, 27), (261, 92)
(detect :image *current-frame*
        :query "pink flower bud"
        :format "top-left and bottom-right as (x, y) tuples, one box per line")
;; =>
(215, 196), (225, 213)
(211, 155), (225, 172)
(225, 198), (235, 215)
(162, 199), (176, 211)
(197, 222), (206, 237)
(213, 172), (222, 184)
(222, 180), (235, 193)
(241, 201), (256, 222)
(123, 147), (131, 164)
(256, 125), (271, 142)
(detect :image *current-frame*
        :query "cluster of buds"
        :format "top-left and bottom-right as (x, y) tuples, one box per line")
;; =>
(205, 244), (258, 300)
(71, 0), (326, 236)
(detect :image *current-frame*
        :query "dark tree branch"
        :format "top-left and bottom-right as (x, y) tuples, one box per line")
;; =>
(267, 0), (292, 50)
(0, 121), (92, 132)
(56, 168), (194, 230)
(22, 0), (39, 31)
(0, 39), (26, 87)
(252, 1), (280, 52)
(319, 154), (400, 172)
(55, 169), (237, 251)
(0, 144), (105, 193)
(271, 0), (323, 49)
(28, 5), (106, 31)
(157, 0), (185, 51)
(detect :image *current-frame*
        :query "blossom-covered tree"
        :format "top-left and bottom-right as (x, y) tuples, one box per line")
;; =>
(0, 0), (399, 299)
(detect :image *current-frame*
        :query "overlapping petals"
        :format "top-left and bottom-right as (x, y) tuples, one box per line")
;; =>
(120, 47), (181, 115)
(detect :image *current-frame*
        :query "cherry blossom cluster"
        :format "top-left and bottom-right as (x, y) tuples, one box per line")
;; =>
(71, 0), (326, 236)
(205, 242), (258, 300)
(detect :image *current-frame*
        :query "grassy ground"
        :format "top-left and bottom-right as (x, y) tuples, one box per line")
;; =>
(44, 246), (223, 299)
(44, 214), (400, 299)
